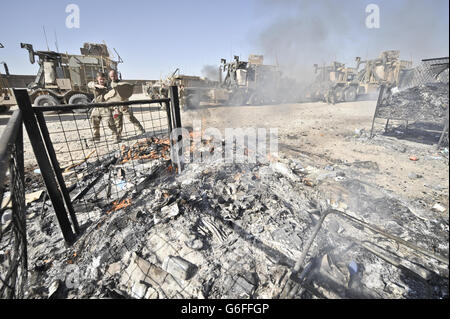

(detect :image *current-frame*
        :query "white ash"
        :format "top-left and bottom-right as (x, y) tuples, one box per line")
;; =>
(2, 152), (448, 299)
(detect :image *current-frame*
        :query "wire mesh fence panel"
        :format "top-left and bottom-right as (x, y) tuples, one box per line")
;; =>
(35, 100), (173, 228)
(400, 57), (449, 90)
(0, 110), (27, 299)
(371, 58), (449, 143)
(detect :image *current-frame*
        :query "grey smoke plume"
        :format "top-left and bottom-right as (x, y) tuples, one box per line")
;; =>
(201, 64), (220, 81)
(254, 0), (449, 84)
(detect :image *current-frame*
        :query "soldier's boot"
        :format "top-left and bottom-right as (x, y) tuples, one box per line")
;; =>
(114, 115), (123, 137)
(116, 125), (123, 138)
(137, 124), (145, 135)
(130, 116), (145, 135)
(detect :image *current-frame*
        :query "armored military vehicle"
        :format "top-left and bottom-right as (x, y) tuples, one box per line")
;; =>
(356, 50), (413, 98)
(144, 68), (228, 109)
(149, 55), (286, 109)
(220, 55), (282, 106)
(305, 62), (346, 102)
(0, 43), (15, 112)
(325, 65), (360, 104)
(306, 51), (412, 104)
(21, 42), (121, 107)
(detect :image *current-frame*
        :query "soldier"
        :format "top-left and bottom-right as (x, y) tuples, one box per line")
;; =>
(108, 70), (145, 138)
(88, 72), (120, 142)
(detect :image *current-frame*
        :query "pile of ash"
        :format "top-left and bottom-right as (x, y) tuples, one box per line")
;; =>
(3, 151), (448, 299)
(377, 82), (449, 122)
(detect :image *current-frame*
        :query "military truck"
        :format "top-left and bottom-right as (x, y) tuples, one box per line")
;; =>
(306, 51), (413, 104)
(355, 50), (413, 98)
(148, 55), (285, 109)
(0, 43), (15, 112)
(172, 73), (227, 108)
(20, 42), (121, 107)
(325, 65), (360, 104)
(220, 55), (282, 106)
(144, 68), (229, 109)
(305, 62), (346, 102)
(170, 55), (283, 108)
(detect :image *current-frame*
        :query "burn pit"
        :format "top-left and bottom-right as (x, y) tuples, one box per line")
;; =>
(13, 135), (449, 299)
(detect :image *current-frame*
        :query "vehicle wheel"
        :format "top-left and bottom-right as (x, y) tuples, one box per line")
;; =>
(325, 91), (331, 104)
(334, 88), (345, 103)
(344, 87), (357, 102)
(329, 90), (336, 105)
(247, 93), (260, 106)
(0, 105), (11, 112)
(69, 94), (90, 113)
(33, 94), (59, 107)
(186, 95), (200, 109)
(229, 92), (246, 106)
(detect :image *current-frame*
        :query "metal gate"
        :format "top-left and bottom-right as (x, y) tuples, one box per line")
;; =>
(13, 86), (182, 244)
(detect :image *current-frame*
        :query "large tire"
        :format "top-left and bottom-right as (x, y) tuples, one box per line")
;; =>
(186, 94), (200, 109)
(327, 89), (336, 105)
(329, 92), (336, 105)
(0, 105), (11, 113)
(33, 94), (58, 107)
(69, 94), (90, 113)
(247, 92), (261, 106)
(334, 88), (345, 103)
(229, 91), (246, 106)
(344, 87), (357, 102)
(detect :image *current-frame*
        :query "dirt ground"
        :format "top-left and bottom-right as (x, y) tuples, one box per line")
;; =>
(1, 95), (448, 216)
(182, 99), (449, 216)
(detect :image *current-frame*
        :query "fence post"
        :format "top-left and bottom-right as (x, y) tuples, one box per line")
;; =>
(34, 111), (80, 234)
(437, 107), (449, 148)
(370, 85), (385, 138)
(169, 86), (182, 129)
(13, 89), (76, 244)
(169, 86), (183, 173)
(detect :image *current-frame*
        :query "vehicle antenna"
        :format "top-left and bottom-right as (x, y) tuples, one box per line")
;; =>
(54, 29), (60, 52)
(42, 25), (50, 51)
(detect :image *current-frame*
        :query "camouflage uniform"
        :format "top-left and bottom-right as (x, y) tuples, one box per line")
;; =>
(88, 81), (119, 141)
(107, 81), (145, 138)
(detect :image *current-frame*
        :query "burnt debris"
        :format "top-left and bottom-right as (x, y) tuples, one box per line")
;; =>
(5, 145), (448, 299)
(378, 83), (449, 123)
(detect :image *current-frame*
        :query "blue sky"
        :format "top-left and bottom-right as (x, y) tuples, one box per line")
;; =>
(0, 0), (448, 80)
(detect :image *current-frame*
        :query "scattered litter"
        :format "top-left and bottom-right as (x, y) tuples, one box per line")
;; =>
(432, 203), (447, 213)
(408, 173), (422, 180)
(348, 261), (358, 275)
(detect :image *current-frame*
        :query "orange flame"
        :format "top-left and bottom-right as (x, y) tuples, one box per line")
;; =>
(107, 198), (132, 214)
(121, 138), (171, 164)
